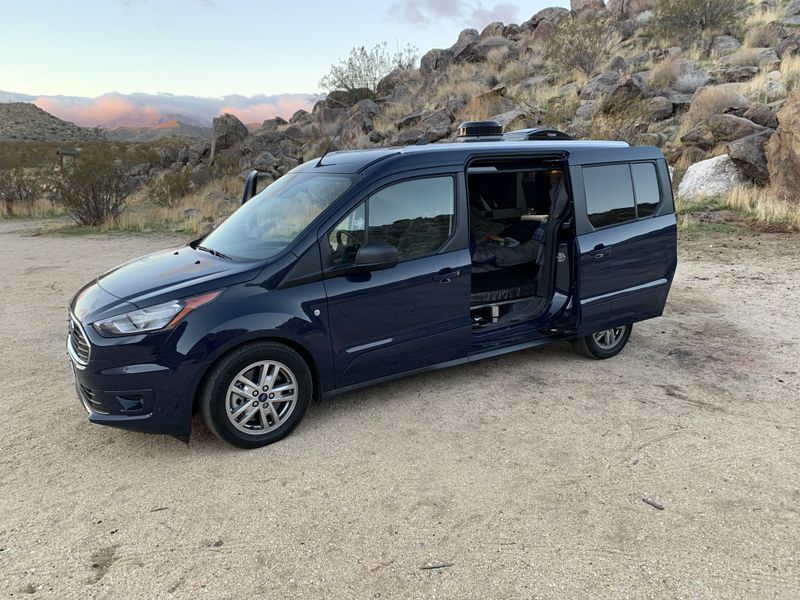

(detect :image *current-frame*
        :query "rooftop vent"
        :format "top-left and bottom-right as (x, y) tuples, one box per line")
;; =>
(456, 120), (504, 142)
(503, 127), (573, 141)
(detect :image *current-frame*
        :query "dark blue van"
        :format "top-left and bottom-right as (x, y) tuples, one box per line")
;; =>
(68, 122), (677, 448)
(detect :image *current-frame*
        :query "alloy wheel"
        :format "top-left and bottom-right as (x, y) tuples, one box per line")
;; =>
(225, 360), (298, 435)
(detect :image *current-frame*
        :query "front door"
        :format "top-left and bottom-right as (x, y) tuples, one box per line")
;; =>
(574, 161), (678, 335)
(322, 176), (472, 388)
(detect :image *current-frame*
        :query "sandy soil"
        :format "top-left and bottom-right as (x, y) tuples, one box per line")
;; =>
(0, 218), (798, 599)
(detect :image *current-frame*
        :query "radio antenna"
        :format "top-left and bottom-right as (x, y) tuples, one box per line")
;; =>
(316, 117), (348, 167)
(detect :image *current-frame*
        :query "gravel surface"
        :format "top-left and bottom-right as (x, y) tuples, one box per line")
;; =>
(1, 219), (798, 599)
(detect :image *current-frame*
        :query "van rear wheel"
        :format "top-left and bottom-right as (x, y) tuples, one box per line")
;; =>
(572, 325), (632, 359)
(200, 341), (312, 449)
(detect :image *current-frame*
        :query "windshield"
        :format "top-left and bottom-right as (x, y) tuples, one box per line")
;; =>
(201, 172), (356, 260)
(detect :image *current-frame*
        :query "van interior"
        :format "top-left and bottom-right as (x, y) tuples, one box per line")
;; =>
(467, 159), (569, 330)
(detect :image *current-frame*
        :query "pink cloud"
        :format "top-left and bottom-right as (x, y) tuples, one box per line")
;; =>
(30, 92), (316, 129)
(220, 97), (314, 124)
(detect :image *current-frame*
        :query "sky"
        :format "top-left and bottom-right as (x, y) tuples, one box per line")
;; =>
(0, 0), (569, 125)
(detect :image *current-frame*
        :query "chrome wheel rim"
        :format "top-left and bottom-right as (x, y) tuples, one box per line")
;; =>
(593, 326), (627, 350)
(225, 360), (298, 435)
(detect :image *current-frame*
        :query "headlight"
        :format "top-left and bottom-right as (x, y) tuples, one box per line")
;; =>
(93, 290), (221, 337)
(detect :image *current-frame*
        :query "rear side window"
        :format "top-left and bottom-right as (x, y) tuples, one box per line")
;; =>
(583, 165), (636, 228)
(631, 163), (660, 218)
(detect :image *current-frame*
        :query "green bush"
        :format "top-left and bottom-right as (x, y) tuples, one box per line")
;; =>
(320, 42), (418, 94)
(0, 168), (40, 215)
(150, 168), (193, 208)
(49, 152), (128, 226)
(652, 0), (749, 42)
(545, 13), (618, 77)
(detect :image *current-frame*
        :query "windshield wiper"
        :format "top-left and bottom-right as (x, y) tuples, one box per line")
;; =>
(196, 245), (232, 260)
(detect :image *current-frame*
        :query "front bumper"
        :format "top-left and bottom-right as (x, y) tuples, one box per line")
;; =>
(67, 331), (202, 440)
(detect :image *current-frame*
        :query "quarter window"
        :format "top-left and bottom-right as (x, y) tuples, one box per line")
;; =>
(631, 163), (661, 218)
(583, 165), (636, 228)
(328, 177), (455, 266)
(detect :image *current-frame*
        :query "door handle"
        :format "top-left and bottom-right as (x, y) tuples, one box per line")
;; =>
(592, 244), (611, 260)
(434, 268), (461, 283)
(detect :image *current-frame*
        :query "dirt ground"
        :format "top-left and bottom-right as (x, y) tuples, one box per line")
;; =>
(0, 218), (798, 599)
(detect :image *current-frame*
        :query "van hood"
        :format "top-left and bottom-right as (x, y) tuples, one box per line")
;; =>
(96, 245), (264, 306)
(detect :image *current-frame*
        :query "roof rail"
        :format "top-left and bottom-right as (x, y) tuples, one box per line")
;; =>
(503, 127), (573, 141)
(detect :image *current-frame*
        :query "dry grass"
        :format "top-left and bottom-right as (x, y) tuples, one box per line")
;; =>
(744, 2), (783, 29)
(721, 48), (778, 67)
(99, 177), (242, 235)
(0, 197), (62, 219)
(679, 85), (748, 135)
(744, 24), (782, 49)
(719, 184), (800, 229)
(650, 59), (684, 90)
(456, 93), (509, 122)
(780, 53), (800, 91)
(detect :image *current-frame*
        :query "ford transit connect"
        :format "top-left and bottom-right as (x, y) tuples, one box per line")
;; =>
(68, 122), (678, 448)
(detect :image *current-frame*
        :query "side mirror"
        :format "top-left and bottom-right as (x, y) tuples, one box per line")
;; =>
(242, 170), (259, 205)
(354, 243), (398, 272)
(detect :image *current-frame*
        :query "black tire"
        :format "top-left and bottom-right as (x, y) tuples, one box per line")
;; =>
(200, 341), (313, 449)
(572, 324), (632, 360)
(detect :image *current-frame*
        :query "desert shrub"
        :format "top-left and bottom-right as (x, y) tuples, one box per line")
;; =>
(49, 153), (128, 226)
(320, 42), (418, 94)
(650, 59), (684, 90)
(587, 102), (650, 145)
(0, 168), (41, 215)
(150, 168), (194, 208)
(652, 0), (749, 42)
(546, 12), (618, 77)
(541, 96), (581, 131)
(745, 24), (782, 49)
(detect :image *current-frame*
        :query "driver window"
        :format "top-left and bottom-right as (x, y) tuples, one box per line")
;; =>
(328, 203), (365, 266)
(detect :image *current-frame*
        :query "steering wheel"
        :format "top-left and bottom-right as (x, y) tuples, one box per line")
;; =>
(336, 230), (359, 248)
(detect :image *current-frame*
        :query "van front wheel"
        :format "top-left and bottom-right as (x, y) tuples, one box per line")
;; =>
(572, 325), (632, 359)
(200, 341), (313, 449)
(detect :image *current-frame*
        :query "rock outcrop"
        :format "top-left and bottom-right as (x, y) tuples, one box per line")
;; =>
(766, 91), (800, 201)
(677, 155), (744, 201)
(210, 113), (249, 161)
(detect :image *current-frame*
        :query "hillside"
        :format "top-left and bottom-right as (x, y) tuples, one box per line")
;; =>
(104, 120), (212, 142)
(0, 102), (103, 142)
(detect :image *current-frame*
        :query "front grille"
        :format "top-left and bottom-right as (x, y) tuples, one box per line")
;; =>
(68, 316), (91, 365)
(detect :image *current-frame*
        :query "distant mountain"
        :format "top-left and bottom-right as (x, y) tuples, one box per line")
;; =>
(0, 91), (317, 129)
(105, 120), (212, 142)
(0, 102), (103, 142)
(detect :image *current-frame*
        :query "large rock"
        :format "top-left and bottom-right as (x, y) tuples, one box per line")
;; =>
(580, 71), (621, 99)
(571, 0), (605, 10)
(419, 109), (452, 142)
(711, 35), (741, 55)
(775, 30), (800, 58)
(642, 96), (674, 121)
(210, 113), (249, 162)
(677, 154), (745, 200)
(708, 114), (770, 143)
(420, 48), (453, 76)
(766, 90), (800, 201)
(521, 7), (569, 30)
(491, 109), (526, 131)
(727, 131), (774, 185)
(606, 0), (657, 16)
(600, 77), (647, 113)
(449, 28), (480, 63)
(744, 104), (779, 129)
